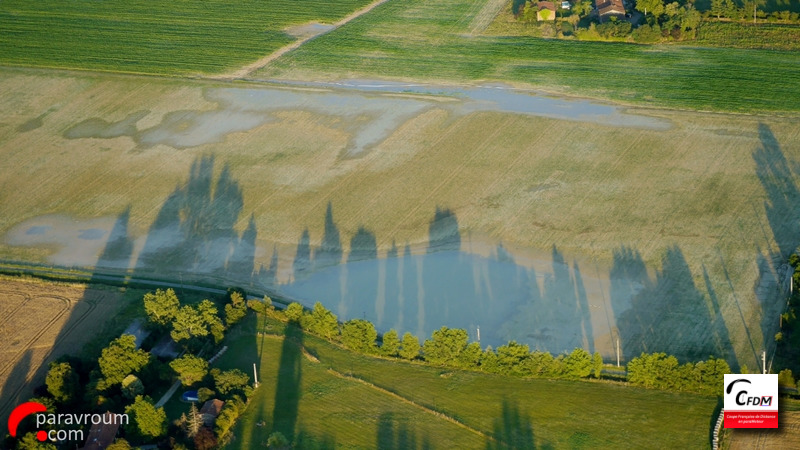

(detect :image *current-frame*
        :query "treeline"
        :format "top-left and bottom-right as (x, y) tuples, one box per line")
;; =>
(708, 0), (800, 23)
(263, 300), (728, 395)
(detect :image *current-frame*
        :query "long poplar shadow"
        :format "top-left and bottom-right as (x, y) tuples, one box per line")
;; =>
(486, 398), (541, 450)
(752, 123), (800, 362)
(377, 412), (420, 449)
(610, 244), (735, 363)
(271, 323), (303, 441)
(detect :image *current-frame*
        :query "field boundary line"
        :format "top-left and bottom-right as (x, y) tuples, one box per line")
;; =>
(326, 366), (495, 442)
(216, 0), (395, 80)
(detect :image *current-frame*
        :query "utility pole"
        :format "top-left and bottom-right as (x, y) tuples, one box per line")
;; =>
(762, 350), (766, 375)
(616, 338), (620, 368)
(477, 325), (481, 344)
(253, 363), (259, 388)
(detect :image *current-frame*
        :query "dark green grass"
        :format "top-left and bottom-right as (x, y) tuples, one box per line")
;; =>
(261, 0), (800, 113)
(696, 22), (800, 50)
(0, 0), (372, 74)
(221, 314), (717, 449)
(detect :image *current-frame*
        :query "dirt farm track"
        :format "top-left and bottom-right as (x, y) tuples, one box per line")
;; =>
(0, 277), (131, 421)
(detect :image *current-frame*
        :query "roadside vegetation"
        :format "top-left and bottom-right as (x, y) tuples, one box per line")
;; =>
(226, 299), (719, 448)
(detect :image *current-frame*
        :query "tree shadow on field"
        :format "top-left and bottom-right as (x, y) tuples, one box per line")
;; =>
(271, 323), (303, 442)
(135, 155), (257, 286)
(0, 204), (140, 424)
(377, 412), (421, 449)
(486, 399), (550, 449)
(610, 244), (735, 364)
(752, 123), (800, 362)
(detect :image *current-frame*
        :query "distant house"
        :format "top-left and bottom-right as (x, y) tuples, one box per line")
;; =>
(596, 0), (626, 20)
(538, 1), (557, 21)
(561, 1), (571, 10)
(81, 412), (121, 450)
(200, 399), (225, 427)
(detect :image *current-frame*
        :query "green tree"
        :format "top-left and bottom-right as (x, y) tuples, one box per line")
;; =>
(574, 0), (593, 18)
(481, 347), (499, 373)
(198, 387), (215, 403)
(342, 319), (378, 353)
(711, 0), (726, 19)
(198, 299), (225, 344)
(399, 332), (421, 360)
(496, 341), (532, 375)
(592, 352), (603, 378)
(99, 334), (150, 387)
(121, 374), (145, 400)
(45, 361), (78, 403)
(564, 348), (593, 379)
(310, 302), (339, 339)
(143, 288), (180, 327)
(285, 302), (304, 323)
(125, 395), (167, 442)
(17, 433), (57, 450)
(627, 353), (680, 389)
(381, 329), (400, 357)
(171, 305), (208, 343)
(636, 0), (665, 18)
(422, 327), (469, 366)
(224, 291), (248, 327)
(170, 354), (209, 386)
(211, 368), (250, 396)
(106, 439), (133, 450)
(458, 342), (483, 368)
(779, 368), (797, 389)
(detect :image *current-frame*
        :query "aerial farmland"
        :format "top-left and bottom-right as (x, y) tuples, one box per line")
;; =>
(1, 0), (799, 448)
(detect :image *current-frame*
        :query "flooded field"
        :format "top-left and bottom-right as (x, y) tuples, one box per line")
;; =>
(2, 69), (799, 368)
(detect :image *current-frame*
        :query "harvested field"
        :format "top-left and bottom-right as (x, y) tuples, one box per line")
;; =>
(727, 411), (800, 449)
(0, 277), (136, 422)
(1, 69), (800, 370)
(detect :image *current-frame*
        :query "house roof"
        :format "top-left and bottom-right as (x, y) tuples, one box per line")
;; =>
(81, 412), (121, 450)
(597, 0), (625, 16)
(200, 399), (225, 418)
(539, 1), (557, 12)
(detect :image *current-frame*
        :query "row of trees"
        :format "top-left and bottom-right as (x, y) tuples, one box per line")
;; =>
(275, 300), (727, 391)
(626, 353), (729, 395)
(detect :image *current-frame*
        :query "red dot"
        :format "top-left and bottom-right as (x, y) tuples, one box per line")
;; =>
(36, 430), (47, 442)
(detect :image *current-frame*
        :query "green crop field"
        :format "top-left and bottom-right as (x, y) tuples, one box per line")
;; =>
(219, 314), (718, 449)
(258, 0), (800, 113)
(0, 0), (373, 74)
(695, 22), (800, 51)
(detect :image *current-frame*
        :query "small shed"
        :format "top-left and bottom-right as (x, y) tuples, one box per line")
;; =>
(538, 1), (557, 21)
(80, 412), (121, 450)
(200, 399), (225, 427)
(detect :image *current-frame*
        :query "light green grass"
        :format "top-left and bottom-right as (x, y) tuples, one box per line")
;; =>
(259, 0), (800, 113)
(220, 314), (718, 449)
(0, 0), (372, 74)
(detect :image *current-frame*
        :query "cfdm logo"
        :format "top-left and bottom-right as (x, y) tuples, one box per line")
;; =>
(7, 401), (129, 443)
(723, 374), (778, 428)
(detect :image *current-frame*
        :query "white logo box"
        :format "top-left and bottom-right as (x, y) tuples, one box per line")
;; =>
(723, 374), (778, 428)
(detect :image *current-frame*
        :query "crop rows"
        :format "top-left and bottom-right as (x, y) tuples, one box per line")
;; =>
(0, 0), (373, 74)
(261, 0), (800, 113)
